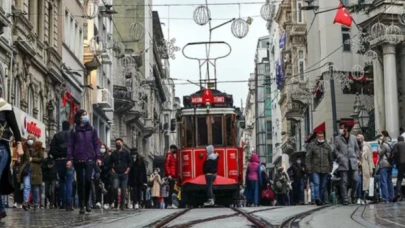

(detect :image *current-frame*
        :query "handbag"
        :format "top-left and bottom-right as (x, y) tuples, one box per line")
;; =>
(21, 163), (30, 177)
(261, 188), (274, 200)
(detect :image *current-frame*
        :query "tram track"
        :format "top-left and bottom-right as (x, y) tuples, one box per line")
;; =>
(279, 205), (330, 228)
(150, 207), (279, 228)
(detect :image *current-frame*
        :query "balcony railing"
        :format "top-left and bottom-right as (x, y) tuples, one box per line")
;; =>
(96, 88), (114, 110)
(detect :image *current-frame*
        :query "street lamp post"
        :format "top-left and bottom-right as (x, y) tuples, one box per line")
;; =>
(47, 101), (54, 148)
(358, 106), (370, 131)
(350, 93), (363, 136)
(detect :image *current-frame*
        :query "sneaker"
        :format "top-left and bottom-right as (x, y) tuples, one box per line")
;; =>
(356, 199), (361, 205)
(134, 204), (139, 209)
(96, 203), (101, 209)
(203, 199), (215, 206)
(272, 200), (277, 206)
(13, 203), (17, 208)
(103, 204), (109, 210)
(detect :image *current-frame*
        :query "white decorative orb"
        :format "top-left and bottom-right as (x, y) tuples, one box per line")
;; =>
(82, 0), (99, 20)
(89, 36), (106, 55)
(193, 5), (210, 26)
(231, 18), (249, 39)
(399, 5), (405, 25)
(385, 24), (402, 44)
(363, 50), (378, 65)
(119, 56), (136, 69)
(260, 3), (272, 21)
(370, 23), (387, 40)
(129, 22), (145, 42)
(112, 41), (125, 57)
(351, 65), (365, 80)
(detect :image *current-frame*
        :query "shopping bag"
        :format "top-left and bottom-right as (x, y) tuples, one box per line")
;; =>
(368, 177), (374, 197)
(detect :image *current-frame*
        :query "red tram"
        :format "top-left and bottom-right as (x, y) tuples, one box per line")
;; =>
(176, 88), (244, 206)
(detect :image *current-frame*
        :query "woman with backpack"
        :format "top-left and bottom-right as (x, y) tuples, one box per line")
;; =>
(378, 130), (394, 203)
(66, 109), (101, 214)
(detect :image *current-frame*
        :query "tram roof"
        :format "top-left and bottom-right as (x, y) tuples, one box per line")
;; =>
(180, 107), (236, 115)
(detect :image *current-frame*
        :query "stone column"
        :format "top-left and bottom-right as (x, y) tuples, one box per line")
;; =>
(399, 45), (405, 129)
(382, 43), (400, 138)
(372, 48), (385, 132)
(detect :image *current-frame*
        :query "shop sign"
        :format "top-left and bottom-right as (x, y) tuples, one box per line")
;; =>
(13, 106), (46, 143)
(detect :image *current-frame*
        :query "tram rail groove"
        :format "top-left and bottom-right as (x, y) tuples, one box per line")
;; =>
(279, 205), (330, 228)
(150, 207), (279, 228)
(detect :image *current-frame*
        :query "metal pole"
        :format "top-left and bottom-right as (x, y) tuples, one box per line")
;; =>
(255, 65), (258, 154)
(329, 62), (338, 138)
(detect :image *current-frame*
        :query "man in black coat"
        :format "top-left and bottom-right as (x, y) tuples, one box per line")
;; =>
(128, 148), (147, 209)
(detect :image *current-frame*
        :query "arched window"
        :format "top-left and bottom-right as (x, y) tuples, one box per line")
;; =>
(27, 87), (34, 116)
(14, 80), (21, 108)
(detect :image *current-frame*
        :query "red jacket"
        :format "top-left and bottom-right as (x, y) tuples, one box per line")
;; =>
(165, 151), (177, 177)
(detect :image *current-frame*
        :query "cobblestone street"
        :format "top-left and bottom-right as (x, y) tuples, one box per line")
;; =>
(1, 203), (405, 227)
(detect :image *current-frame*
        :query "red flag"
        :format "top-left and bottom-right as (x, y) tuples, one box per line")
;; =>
(202, 88), (214, 104)
(333, 2), (352, 28)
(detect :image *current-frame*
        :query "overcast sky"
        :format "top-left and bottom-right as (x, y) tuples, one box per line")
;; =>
(153, 0), (267, 107)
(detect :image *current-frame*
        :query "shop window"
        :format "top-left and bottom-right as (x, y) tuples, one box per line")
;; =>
(296, 1), (303, 23)
(342, 27), (351, 52)
(265, 98), (272, 116)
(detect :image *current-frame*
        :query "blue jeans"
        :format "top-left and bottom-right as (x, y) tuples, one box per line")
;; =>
(379, 168), (394, 201)
(311, 173), (328, 201)
(357, 173), (363, 199)
(292, 179), (305, 204)
(23, 175), (31, 202)
(55, 160), (74, 206)
(0, 145), (9, 212)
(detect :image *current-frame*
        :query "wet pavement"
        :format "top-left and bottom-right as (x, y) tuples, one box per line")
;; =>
(1, 203), (405, 227)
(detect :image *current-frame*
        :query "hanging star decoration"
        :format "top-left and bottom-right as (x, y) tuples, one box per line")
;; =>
(339, 73), (354, 90)
(157, 38), (181, 60)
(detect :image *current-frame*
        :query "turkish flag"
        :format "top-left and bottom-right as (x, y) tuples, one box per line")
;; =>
(202, 88), (214, 104)
(333, 2), (353, 28)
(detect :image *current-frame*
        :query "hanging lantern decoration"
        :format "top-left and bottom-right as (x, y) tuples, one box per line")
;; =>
(105, 33), (115, 49)
(351, 65), (365, 80)
(370, 23), (386, 40)
(82, 0), (99, 20)
(363, 50), (378, 66)
(231, 18), (249, 39)
(89, 35), (107, 55)
(129, 22), (145, 42)
(193, 5), (211, 26)
(399, 4), (405, 25)
(260, 3), (273, 21)
(112, 41), (125, 57)
(385, 24), (402, 44)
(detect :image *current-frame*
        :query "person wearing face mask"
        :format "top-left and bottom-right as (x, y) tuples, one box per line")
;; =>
(306, 131), (333, 206)
(291, 156), (306, 205)
(110, 138), (132, 210)
(150, 168), (162, 208)
(66, 109), (102, 214)
(378, 130), (394, 203)
(164, 145), (178, 208)
(49, 121), (73, 211)
(100, 144), (114, 209)
(18, 134), (44, 211)
(128, 148), (147, 210)
(334, 123), (360, 205)
(355, 134), (374, 205)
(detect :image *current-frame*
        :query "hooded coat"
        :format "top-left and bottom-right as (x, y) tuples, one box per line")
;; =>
(67, 123), (101, 161)
(164, 151), (177, 177)
(18, 141), (44, 185)
(247, 154), (260, 181)
(203, 145), (218, 174)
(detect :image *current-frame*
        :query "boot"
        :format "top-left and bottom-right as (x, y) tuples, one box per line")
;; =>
(79, 201), (85, 214)
(22, 202), (29, 211)
(66, 201), (74, 211)
(33, 204), (38, 212)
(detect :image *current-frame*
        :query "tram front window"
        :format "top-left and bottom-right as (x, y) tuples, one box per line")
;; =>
(212, 116), (223, 146)
(185, 116), (194, 147)
(197, 116), (208, 146)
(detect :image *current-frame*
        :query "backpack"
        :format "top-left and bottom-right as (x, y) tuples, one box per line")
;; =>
(58, 131), (69, 152)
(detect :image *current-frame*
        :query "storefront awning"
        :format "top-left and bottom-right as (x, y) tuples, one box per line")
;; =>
(305, 122), (325, 143)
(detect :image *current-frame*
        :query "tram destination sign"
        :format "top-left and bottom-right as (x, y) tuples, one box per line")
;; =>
(191, 96), (225, 104)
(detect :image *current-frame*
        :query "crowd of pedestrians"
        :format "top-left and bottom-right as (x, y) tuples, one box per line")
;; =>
(0, 104), (180, 221)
